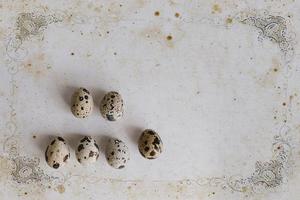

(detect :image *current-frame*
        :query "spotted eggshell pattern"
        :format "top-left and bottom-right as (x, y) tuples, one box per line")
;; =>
(45, 137), (70, 169)
(71, 88), (93, 118)
(76, 136), (100, 166)
(100, 91), (124, 121)
(138, 129), (163, 159)
(106, 138), (129, 169)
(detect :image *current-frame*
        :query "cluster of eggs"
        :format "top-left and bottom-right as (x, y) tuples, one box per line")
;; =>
(71, 88), (124, 121)
(45, 130), (163, 169)
(45, 88), (163, 169)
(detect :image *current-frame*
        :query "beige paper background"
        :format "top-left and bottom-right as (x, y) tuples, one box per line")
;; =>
(0, 0), (300, 199)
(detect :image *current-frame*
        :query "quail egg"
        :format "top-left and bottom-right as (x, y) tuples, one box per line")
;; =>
(100, 91), (124, 121)
(76, 136), (100, 166)
(138, 129), (163, 159)
(71, 87), (93, 118)
(106, 138), (129, 169)
(45, 137), (70, 169)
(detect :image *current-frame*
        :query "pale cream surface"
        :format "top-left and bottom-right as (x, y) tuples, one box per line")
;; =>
(0, 0), (300, 199)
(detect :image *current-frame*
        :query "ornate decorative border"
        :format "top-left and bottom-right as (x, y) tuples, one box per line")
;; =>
(1, 9), (297, 198)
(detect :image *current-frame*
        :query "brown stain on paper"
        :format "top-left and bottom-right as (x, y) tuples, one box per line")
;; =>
(56, 185), (65, 194)
(257, 58), (281, 87)
(212, 4), (222, 14)
(140, 26), (175, 48)
(226, 17), (233, 25)
(22, 53), (51, 78)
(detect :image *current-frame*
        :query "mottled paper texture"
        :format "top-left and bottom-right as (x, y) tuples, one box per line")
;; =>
(0, 0), (300, 199)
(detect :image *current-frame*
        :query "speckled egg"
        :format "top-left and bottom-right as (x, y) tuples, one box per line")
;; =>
(138, 129), (163, 159)
(106, 138), (129, 169)
(71, 87), (93, 118)
(45, 137), (70, 169)
(76, 136), (100, 166)
(100, 91), (124, 121)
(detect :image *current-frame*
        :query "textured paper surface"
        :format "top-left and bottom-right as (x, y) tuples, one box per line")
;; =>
(0, 0), (300, 199)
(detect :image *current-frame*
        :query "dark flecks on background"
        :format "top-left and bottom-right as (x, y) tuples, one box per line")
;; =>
(212, 4), (222, 14)
(166, 35), (173, 40)
(70, 52), (74, 56)
(175, 12), (180, 18)
(226, 17), (233, 24)
(154, 11), (160, 16)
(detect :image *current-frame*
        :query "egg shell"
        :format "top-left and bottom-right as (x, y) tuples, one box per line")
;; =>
(138, 129), (163, 159)
(76, 136), (100, 166)
(100, 91), (124, 121)
(71, 87), (93, 118)
(106, 138), (129, 169)
(45, 137), (70, 169)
